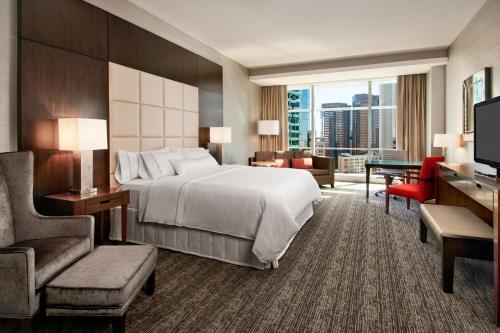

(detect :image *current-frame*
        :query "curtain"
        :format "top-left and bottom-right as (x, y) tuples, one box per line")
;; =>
(260, 85), (288, 151)
(396, 74), (427, 161)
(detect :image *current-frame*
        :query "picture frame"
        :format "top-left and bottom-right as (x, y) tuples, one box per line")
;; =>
(463, 67), (491, 134)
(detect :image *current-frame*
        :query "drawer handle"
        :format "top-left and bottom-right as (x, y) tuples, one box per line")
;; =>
(100, 199), (111, 204)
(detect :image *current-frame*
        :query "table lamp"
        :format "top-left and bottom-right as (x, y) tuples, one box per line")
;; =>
(258, 120), (279, 152)
(210, 127), (231, 164)
(433, 133), (462, 160)
(58, 118), (108, 194)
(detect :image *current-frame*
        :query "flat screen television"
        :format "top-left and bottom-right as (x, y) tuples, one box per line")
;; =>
(474, 95), (500, 176)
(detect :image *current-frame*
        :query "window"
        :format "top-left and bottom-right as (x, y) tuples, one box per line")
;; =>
(287, 87), (311, 151)
(287, 79), (397, 174)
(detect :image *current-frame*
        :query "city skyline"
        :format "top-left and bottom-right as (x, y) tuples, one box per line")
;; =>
(288, 82), (397, 168)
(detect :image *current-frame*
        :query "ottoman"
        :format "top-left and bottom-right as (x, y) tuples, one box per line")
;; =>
(45, 245), (157, 333)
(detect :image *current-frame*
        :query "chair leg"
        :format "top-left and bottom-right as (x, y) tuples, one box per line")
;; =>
(406, 198), (411, 209)
(419, 219), (427, 243)
(145, 270), (156, 296)
(112, 314), (126, 333)
(385, 190), (389, 214)
(56, 317), (64, 333)
(442, 238), (455, 293)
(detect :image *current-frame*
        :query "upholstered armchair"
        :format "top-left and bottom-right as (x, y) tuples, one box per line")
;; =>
(0, 151), (94, 321)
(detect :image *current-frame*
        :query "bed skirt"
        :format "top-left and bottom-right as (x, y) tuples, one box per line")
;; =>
(109, 203), (314, 270)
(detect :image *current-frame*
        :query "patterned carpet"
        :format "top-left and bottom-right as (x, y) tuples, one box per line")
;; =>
(2, 183), (495, 332)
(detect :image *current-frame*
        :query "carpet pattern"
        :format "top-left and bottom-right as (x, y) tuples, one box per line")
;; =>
(2, 184), (495, 332)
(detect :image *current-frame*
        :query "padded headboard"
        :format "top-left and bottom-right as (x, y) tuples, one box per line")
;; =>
(109, 62), (199, 184)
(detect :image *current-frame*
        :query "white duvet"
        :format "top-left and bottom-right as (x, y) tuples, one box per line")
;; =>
(130, 165), (322, 264)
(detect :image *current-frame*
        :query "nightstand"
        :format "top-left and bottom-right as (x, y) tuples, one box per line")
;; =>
(41, 188), (130, 244)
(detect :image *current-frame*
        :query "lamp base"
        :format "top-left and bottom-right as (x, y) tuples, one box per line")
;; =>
(215, 143), (223, 165)
(72, 151), (95, 194)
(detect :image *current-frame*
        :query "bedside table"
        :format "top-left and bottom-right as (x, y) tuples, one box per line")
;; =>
(41, 188), (130, 244)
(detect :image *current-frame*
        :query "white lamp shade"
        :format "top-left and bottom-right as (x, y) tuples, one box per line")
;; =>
(433, 133), (462, 148)
(210, 127), (232, 143)
(258, 120), (279, 135)
(58, 118), (108, 151)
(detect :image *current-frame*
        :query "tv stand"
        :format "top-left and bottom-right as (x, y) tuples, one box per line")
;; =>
(436, 162), (500, 325)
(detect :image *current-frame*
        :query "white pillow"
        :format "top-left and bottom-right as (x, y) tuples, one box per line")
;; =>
(114, 150), (140, 184)
(168, 147), (205, 151)
(137, 147), (170, 179)
(180, 148), (209, 160)
(140, 150), (183, 179)
(170, 155), (219, 176)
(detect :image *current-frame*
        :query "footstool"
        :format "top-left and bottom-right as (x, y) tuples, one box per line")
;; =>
(45, 245), (157, 333)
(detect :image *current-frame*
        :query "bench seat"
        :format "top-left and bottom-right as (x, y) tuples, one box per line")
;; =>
(420, 204), (493, 241)
(45, 245), (157, 333)
(420, 204), (493, 293)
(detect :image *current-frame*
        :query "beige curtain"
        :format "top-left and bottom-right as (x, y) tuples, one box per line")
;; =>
(396, 74), (427, 161)
(260, 86), (288, 151)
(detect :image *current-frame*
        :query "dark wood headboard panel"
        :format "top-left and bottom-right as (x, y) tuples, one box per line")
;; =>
(18, 0), (223, 208)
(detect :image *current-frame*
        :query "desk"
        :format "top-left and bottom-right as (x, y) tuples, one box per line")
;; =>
(365, 160), (422, 199)
(436, 162), (500, 325)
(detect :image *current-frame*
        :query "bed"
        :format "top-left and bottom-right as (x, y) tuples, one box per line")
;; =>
(107, 62), (321, 269)
(109, 164), (321, 269)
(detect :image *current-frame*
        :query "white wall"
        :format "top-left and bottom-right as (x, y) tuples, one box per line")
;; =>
(446, 0), (500, 172)
(85, 0), (261, 165)
(0, 0), (17, 152)
(426, 66), (446, 156)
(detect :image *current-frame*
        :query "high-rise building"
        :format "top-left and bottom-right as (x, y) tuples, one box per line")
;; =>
(321, 103), (350, 159)
(378, 82), (397, 149)
(287, 89), (311, 150)
(288, 89), (310, 110)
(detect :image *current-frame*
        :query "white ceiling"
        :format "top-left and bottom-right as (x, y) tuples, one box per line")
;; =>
(128, 0), (485, 69)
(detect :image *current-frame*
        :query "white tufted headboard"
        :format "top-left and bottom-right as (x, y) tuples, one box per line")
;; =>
(108, 62), (199, 185)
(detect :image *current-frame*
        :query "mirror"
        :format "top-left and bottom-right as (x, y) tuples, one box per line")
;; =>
(463, 67), (491, 134)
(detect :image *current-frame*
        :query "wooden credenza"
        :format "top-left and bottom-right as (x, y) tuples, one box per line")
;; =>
(436, 162), (500, 325)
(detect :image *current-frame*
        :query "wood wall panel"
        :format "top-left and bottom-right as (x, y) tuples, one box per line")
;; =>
(20, 0), (108, 59)
(19, 39), (109, 204)
(108, 15), (186, 83)
(198, 57), (223, 94)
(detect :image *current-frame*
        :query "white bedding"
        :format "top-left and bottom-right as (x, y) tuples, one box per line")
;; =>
(122, 165), (321, 265)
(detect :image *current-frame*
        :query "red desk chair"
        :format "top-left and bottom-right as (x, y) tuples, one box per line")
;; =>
(384, 156), (444, 214)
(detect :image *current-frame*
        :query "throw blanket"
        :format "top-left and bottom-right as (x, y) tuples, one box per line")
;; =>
(133, 165), (322, 264)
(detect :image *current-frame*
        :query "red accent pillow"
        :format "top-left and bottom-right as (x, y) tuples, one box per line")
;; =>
(292, 158), (313, 169)
(265, 159), (289, 168)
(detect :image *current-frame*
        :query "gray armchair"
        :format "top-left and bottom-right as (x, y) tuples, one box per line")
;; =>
(0, 151), (94, 320)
